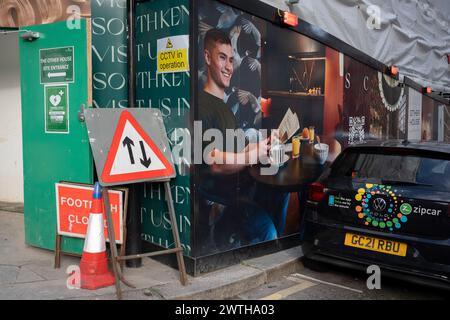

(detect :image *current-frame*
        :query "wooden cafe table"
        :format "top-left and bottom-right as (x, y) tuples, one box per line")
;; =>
(248, 143), (328, 239)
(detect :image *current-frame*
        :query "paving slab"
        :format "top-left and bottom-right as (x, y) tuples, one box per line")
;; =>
(0, 209), (304, 300)
(15, 266), (46, 284)
(0, 202), (24, 214)
(0, 265), (20, 285)
(0, 211), (50, 265)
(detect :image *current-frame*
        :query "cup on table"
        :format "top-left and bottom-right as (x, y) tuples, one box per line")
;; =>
(270, 144), (286, 166)
(292, 135), (301, 158)
(314, 143), (329, 165)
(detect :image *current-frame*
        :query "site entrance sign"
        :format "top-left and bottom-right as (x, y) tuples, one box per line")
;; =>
(40, 46), (74, 84)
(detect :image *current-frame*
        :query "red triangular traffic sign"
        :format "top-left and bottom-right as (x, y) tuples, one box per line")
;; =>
(101, 110), (174, 184)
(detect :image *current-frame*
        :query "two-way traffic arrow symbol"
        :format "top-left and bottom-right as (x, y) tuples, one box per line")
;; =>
(122, 136), (152, 168)
(123, 136), (135, 164)
(139, 141), (152, 168)
(101, 110), (175, 184)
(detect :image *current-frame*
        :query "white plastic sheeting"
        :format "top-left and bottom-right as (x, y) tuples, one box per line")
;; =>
(260, 0), (450, 93)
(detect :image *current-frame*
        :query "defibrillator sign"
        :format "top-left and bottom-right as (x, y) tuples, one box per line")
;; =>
(55, 183), (124, 244)
(157, 35), (190, 73)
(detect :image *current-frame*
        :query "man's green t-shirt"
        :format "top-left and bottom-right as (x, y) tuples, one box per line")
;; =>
(198, 90), (238, 137)
(197, 90), (252, 202)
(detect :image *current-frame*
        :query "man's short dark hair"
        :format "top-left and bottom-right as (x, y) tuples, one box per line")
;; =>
(204, 28), (231, 51)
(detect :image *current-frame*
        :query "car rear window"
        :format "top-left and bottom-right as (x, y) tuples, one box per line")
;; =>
(330, 150), (450, 192)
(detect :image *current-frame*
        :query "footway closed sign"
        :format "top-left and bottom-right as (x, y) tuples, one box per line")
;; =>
(55, 183), (124, 244)
(157, 35), (189, 73)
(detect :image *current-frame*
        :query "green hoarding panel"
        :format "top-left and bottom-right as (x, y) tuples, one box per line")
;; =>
(90, 0), (191, 256)
(20, 20), (93, 254)
(91, 0), (128, 108)
(136, 0), (191, 256)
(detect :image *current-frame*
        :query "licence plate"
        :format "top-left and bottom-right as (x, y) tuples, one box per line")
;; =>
(344, 233), (407, 257)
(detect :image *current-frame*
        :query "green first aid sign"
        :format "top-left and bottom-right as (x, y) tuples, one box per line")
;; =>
(40, 47), (74, 84)
(45, 85), (69, 133)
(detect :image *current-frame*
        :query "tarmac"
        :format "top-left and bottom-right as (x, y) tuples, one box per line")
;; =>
(0, 207), (304, 300)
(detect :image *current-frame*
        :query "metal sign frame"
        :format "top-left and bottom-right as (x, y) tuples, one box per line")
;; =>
(85, 106), (188, 299)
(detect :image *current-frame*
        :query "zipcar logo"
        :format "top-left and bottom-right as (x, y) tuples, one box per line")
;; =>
(354, 184), (442, 231)
(414, 206), (442, 216)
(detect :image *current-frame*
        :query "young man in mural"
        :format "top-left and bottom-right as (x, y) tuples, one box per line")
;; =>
(198, 28), (285, 254)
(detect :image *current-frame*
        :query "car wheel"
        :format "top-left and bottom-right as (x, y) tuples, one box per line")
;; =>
(301, 257), (329, 273)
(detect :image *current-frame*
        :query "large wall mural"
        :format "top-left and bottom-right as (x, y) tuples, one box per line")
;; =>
(195, 0), (331, 256)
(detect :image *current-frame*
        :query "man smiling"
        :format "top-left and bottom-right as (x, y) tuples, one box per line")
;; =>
(199, 28), (269, 175)
(197, 29), (276, 254)
(203, 29), (234, 100)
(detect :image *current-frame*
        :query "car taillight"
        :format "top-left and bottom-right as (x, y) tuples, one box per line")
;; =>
(309, 182), (325, 202)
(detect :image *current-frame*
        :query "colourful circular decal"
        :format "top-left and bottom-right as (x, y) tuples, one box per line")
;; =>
(353, 184), (411, 232)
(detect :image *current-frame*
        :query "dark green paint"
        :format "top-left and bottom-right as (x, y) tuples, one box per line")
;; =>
(136, 0), (191, 256)
(91, 0), (128, 109)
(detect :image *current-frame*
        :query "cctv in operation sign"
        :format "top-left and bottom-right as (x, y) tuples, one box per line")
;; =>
(156, 35), (189, 73)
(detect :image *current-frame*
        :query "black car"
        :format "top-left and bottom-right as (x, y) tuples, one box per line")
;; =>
(302, 140), (450, 290)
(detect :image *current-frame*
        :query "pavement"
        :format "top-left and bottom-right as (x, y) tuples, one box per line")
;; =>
(0, 208), (304, 300)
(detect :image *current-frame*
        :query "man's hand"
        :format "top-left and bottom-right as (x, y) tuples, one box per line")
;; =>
(247, 137), (270, 165)
(208, 137), (270, 174)
(270, 129), (281, 145)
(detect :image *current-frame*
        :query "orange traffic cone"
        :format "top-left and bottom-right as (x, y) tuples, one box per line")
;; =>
(80, 182), (115, 290)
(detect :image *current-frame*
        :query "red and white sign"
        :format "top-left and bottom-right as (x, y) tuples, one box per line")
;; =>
(55, 183), (123, 244)
(101, 110), (175, 184)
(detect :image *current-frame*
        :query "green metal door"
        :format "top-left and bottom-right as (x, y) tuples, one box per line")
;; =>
(20, 19), (93, 254)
